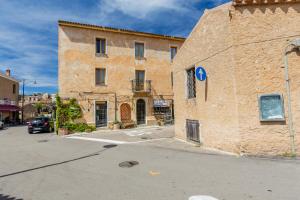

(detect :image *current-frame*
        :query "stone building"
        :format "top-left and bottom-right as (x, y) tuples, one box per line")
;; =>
(20, 93), (55, 121)
(173, 0), (300, 156)
(0, 69), (19, 124)
(58, 20), (184, 128)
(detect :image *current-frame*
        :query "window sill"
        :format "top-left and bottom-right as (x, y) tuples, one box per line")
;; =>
(95, 53), (108, 58)
(260, 118), (286, 122)
(135, 57), (146, 60)
(95, 84), (108, 87)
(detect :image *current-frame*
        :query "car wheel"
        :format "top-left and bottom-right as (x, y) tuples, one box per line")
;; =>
(28, 131), (33, 134)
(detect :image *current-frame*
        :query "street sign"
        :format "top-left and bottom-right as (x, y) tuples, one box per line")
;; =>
(195, 66), (207, 81)
(153, 100), (169, 107)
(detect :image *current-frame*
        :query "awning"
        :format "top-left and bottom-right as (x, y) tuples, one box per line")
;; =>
(0, 105), (20, 112)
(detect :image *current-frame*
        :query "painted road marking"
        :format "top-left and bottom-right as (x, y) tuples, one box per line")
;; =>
(67, 136), (127, 144)
(67, 136), (168, 145)
(189, 196), (219, 200)
(124, 130), (153, 137)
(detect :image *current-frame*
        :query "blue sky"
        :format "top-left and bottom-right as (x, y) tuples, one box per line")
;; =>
(0, 0), (228, 95)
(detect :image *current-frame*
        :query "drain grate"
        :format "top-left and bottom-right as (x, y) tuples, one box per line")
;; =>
(38, 139), (48, 143)
(119, 161), (139, 168)
(103, 144), (118, 149)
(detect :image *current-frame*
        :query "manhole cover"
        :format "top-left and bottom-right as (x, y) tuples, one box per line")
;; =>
(103, 144), (118, 149)
(119, 161), (139, 168)
(38, 139), (48, 143)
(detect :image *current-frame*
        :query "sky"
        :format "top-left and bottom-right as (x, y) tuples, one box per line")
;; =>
(0, 0), (228, 95)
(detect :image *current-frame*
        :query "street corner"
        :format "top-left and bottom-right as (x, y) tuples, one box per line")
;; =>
(65, 125), (175, 145)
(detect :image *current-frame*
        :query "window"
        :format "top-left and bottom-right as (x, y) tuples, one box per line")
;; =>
(187, 67), (196, 99)
(135, 42), (144, 59)
(135, 70), (145, 91)
(96, 38), (106, 55)
(171, 47), (177, 61)
(154, 107), (170, 115)
(95, 68), (106, 85)
(186, 119), (200, 143)
(259, 94), (285, 121)
(13, 84), (16, 94)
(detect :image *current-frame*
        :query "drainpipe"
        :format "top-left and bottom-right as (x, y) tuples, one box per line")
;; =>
(22, 79), (25, 124)
(283, 40), (300, 155)
(115, 93), (117, 122)
(284, 51), (295, 155)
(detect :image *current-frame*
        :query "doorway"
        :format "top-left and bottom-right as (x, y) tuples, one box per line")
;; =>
(136, 99), (146, 125)
(120, 103), (131, 123)
(96, 102), (107, 127)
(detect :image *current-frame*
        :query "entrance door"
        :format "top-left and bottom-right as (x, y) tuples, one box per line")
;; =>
(96, 102), (107, 127)
(135, 70), (145, 91)
(136, 99), (146, 125)
(120, 103), (131, 122)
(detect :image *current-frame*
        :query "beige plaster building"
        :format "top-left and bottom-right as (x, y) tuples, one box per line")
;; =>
(173, 0), (300, 156)
(58, 21), (184, 128)
(20, 93), (55, 121)
(0, 69), (19, 124)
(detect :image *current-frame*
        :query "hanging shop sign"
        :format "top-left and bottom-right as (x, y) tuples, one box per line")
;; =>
(153, 100), (170, 107)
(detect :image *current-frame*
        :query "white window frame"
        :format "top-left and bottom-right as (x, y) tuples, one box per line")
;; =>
(258, 93), (285, 122)
(95, 37), (108, 56)
(170, 45), (178, 62)
(95, 68), (107, 86)
(134, 40), (146, 59)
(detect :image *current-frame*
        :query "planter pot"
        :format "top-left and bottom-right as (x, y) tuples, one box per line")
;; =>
(58, 128), (70, 136)
(108, 122), (114, 130)
(113, 124), (121, 130)
(158, 121), (165, 126)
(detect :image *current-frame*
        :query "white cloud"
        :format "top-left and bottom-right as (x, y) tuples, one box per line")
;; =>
(98, 0), (192, 19)
(0, 0), (221, 94)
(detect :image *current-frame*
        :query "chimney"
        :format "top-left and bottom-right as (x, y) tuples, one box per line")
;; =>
(5, 69), (11, 77)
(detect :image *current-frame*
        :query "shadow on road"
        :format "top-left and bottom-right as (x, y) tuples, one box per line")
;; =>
(0, 194), (23, 200)
(0, 144), (118, 179)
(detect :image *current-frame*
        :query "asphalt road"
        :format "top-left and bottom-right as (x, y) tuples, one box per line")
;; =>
(0, 126), (299, 200)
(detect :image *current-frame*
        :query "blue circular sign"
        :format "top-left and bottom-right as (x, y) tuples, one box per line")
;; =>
(196, 67), (207, 81)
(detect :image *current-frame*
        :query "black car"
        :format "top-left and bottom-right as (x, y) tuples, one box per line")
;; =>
(28, 117), (53, 134)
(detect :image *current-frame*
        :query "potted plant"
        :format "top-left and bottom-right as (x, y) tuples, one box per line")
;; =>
(113, 121), (121, 130)
(58, 127), (70, 136)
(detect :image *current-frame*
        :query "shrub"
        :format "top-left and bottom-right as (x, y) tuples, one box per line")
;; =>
(63, 123), (96, 133)
(56, 95), (85, 134)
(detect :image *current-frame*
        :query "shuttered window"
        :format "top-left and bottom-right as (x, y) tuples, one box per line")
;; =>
(95, 68), (106, 85)
(187, 67), (196, 99)
(171, 47), (177, 61)
(13, 84), (16, 94)
(96, 38), (106, 54)
(186, 119), (200, 143)
(135, 42), (144, 59)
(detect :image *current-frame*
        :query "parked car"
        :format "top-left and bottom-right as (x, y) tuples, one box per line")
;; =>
(0, 121), (3, 129)
(28, 117), (53, 134)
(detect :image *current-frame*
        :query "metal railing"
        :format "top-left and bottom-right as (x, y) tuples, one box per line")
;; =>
(131, 80), (151, 93)
(0, 100), (16, 106)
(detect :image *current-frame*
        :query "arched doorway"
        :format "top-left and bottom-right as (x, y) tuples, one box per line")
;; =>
(120, 103), (131, 122)
(136, 99), (146, 125)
